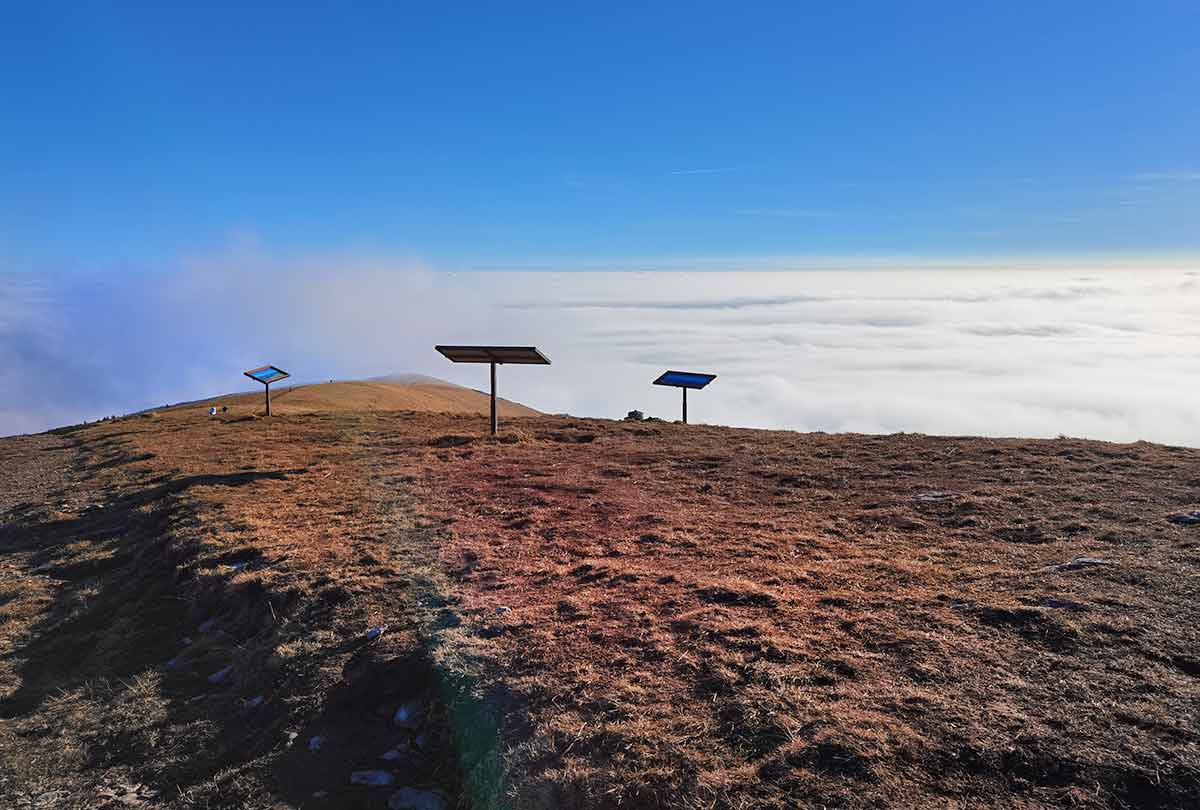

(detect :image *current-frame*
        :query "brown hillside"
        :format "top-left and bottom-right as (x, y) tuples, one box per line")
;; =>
(1, 408), (1198, 810)
(209, 379), (540, 417)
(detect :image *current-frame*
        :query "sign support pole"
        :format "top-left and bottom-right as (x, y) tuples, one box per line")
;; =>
(490, 361), (498, 435)
(682, 387), (688, 424)
(265, 382), (271, 417)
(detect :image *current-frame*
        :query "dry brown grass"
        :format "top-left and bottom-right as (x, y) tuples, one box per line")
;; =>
(201, 380), (540, 418)
(1, 406), (1198, 809)
(404, 416), (1200, 809)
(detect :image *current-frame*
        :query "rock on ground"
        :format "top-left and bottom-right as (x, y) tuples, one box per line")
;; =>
(388, 787), (448, 810)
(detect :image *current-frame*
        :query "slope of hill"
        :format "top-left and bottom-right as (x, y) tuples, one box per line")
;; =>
(206, 377), (540, 417)
(1, 408), (1198, 809)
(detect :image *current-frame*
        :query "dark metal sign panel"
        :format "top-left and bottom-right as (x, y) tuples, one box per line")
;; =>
(244, 365), (291, 384)
(435, 345), (551, 365)
(653, 370), (716, 389)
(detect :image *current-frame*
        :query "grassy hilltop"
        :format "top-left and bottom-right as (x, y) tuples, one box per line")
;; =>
(1, 382), (1198, 809)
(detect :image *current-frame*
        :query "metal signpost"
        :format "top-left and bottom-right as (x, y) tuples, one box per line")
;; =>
(243, 365), (290, 416)
(652, 370), (716, 424)
(434, 345), (550, 434)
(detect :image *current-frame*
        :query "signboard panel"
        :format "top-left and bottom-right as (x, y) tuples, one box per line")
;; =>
(435, 346), (550, 365)
(245, 366), (290, 384)
(653, 370), (716, 389)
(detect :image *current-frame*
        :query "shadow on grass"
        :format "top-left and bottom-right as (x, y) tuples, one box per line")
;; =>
(0, 426), (514, 809)
(0, 465), (301, 721)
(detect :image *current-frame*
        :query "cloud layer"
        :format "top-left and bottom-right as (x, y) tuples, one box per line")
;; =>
(3, 254), (1199, 445)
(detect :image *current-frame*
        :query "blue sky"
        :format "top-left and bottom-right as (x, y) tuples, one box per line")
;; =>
(2, 4), (1199, 439)
(3, 2), (1199, 270)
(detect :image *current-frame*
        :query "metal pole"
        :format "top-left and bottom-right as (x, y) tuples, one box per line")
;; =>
(265, 383), (271, 417)
(489, 361), (498, 435)
(682, 387), (688, 424)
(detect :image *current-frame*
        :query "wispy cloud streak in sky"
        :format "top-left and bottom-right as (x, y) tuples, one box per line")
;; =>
(667, 167), (739, 175)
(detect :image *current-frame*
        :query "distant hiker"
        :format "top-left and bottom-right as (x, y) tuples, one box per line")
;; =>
(221, 406), (228, 413)
(209, 406), (217, 417)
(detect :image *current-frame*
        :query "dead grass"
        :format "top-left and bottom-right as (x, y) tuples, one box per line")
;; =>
(200, 380), (540, 418)
(402, 417), (1200, 809)
(1, 407), (1198, 809)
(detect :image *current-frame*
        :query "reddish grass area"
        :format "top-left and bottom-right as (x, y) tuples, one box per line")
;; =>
(2, 407), (1199, 809)
(405, 417), (1200, 809)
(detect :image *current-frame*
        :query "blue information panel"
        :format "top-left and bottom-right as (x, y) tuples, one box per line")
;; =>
(244, 365), (290, 384)
(653, 370), (716, 389)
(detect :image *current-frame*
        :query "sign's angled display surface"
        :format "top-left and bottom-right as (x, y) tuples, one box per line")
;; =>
(653, 370), (716, 389)
(245, 366), (290, 385)
(435, 345), (550, 434)
(435, 346), (550, 365)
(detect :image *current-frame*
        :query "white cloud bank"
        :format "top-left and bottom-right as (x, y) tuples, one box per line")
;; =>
(3, 252), (1199, 445)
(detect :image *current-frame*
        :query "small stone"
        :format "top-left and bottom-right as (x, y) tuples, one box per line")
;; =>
(246, 695), (265, 709)
(1049, 556), (1113, 572)
(380, 749), (403, 761)
(350, 770), (396, 787)
(388, 788), (448, 810)
(198, 618), (216, 633)
(495, 606), (511, 616)
(913, 491), (958, 502)
(1168, 511), (1200, 526)
(309, 735), (324, 751)
(181, 637), (193, 646)
(414, 733), (429, 750)
(208, 665), (232, 684)
(392, 701), (424, 729)
(226, 562), (248, 572)
(165, 657), (179, 670)
(366, 626), (388, 641)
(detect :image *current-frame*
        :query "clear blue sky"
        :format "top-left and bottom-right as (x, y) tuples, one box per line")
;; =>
(3, 2), (1198, 270)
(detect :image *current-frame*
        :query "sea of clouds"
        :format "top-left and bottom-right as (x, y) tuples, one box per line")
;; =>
(3, 249), (1198, 444)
